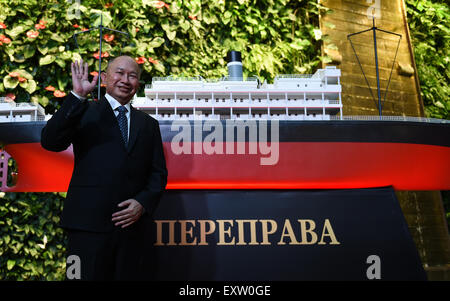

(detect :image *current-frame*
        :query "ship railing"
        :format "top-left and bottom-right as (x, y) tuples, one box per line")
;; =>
(219, 76), (259, 82)
(0, 97), (14, 105)
(339, 115), (450, 123)
(152, 75), (204, 82)
(15, 102), (36, 108)
(275, 74), (313, 80)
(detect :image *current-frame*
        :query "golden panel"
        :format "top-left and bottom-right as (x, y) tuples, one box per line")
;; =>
(320, 0), (450, 279)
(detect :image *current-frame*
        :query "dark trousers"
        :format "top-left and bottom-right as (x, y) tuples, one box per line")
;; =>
(65, 226), (146, 281)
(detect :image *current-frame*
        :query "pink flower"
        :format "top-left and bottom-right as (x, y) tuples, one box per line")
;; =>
(0, 23), (6, 29)
(45, 85), (55, 91)
(104, 34), (114, 42)
(54, 90), (66, 98)
(135, 57), (147, 64)
(148, 57), (158, 64)
(8, 71), (20, 78)
(26, 30), (39, 38)
(35, 23), (46, 30)
(153, 1), (169, 9)
(0, 34), (11, 44)
(93, 51), (109, 59)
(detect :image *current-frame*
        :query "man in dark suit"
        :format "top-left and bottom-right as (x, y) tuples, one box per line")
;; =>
(41, 56), (168, 280)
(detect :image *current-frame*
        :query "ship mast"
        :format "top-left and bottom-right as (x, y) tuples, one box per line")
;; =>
(72, 13), (130, 100)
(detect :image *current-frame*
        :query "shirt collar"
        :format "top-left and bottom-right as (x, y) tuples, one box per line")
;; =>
(105, 93), (131, 113)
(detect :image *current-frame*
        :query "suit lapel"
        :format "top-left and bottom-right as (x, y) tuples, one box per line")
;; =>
(98, 96), (117, 124)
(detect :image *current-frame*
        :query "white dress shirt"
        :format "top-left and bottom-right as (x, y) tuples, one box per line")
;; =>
(104, 93), (131, 140)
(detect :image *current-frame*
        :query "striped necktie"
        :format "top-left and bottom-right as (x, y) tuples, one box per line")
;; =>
(116, 106), (128, 146)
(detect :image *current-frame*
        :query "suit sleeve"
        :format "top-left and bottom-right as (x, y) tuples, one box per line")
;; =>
(41, 92), (89, 152)
(134, 119), (168, 215)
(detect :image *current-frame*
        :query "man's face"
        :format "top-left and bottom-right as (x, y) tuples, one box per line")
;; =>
(101, 57), (140, 105)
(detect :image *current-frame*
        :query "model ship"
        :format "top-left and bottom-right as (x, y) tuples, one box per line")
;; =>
(0, 52), (449, 192)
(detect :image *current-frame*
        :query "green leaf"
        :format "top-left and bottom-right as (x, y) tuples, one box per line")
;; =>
(39, 95), (49, 107)
(154, 62), (165, 73)
(7, 260), (15, 270)
(91, 10), (112, 27)
(55, 58), (66, 68)
(20, 79), (37, 94)
(3, 76), (19, 89)
(166, 30), (176, 41)
(147, 37), (165, 48)
(37, 45), (49, 55)
(6, 25), (26, 38)
(50, 33), (66, 43)
(23, 45), (36, 59)
(179, 20), (191, 32)
(13, 53), (26, 63)
(39, 55), (56, 66)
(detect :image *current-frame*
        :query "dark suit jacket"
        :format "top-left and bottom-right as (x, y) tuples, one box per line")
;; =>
(41, 93), (168, 232)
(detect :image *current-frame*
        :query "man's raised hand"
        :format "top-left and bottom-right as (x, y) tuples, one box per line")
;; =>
(71, 59), (98, 98)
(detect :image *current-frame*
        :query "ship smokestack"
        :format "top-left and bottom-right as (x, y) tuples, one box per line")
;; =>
(226, 51), (243, 80)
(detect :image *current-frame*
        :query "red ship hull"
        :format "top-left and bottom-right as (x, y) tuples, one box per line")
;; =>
(1, 120), (449, 192)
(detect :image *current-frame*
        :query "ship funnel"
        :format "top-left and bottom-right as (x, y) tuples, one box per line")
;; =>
(226, 51), (243, 80)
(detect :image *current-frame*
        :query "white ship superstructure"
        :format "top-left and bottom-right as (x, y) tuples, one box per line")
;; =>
(0, 98), (48, 122)
(133, 66), (342, 121)
(0, 50), (342, 123)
